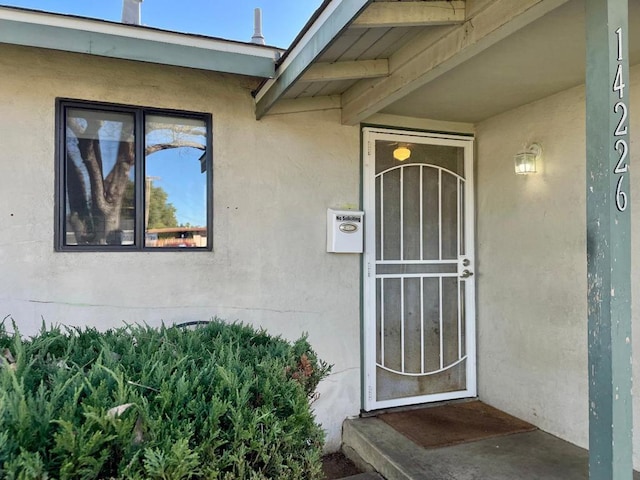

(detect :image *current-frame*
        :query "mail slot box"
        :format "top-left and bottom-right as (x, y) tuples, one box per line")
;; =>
(327, 208), (364, 253)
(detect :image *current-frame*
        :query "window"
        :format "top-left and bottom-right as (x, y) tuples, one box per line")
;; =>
(56, 100), (212, 251)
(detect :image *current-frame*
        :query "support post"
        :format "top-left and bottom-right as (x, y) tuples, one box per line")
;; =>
(586, 0), (632, 479)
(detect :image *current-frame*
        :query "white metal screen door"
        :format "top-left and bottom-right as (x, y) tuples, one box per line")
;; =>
(363, 128), (476, 411)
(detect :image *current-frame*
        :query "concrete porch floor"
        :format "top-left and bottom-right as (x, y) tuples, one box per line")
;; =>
(342, 416), (640, 480)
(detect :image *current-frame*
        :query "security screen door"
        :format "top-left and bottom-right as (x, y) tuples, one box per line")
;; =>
(362, 128), (476, 411)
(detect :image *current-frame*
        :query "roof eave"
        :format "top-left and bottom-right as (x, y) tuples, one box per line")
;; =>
(0, 6), (281, 78)
(253, 0), (373, 119)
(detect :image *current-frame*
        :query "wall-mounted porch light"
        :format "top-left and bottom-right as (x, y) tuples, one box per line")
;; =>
(393, 146), (411, 161)
(514, 143), (541, 174)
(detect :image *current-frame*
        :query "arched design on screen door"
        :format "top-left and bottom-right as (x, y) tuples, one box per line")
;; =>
(363, 128), (476, 411)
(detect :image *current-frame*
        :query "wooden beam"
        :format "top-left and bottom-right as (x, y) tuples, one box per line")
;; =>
(365, 113), (474, 135)
(266, 96), (342, 116)
(301, 59), (388, 82)
(341, 0), (572, 125)
(254, 0), (372, 120)
(352, 1), (465, 28)
(585, 0), (633, 478)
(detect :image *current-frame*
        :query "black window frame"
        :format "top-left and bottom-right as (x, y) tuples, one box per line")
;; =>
(55, 98), (213, 252)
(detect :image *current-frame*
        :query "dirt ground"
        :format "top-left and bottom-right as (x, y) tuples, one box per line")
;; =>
(322, 451), (362, 479)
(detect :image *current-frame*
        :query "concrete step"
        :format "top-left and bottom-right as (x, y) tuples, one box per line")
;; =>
(343, 415), (640, 480)
(342, 416), (418, 480)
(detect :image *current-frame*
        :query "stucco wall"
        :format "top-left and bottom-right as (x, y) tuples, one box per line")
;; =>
(5, 38), (639, 462)
(0, 44), (361, 451)
(476, 64), (640, 467)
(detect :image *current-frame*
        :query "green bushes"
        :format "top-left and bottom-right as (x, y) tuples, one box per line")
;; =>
(0, 320), (331, 479)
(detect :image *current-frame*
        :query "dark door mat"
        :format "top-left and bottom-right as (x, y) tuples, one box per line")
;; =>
(378, 400), (537, 449)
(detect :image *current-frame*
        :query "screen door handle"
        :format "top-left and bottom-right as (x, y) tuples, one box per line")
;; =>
(460, 269), (474, 279)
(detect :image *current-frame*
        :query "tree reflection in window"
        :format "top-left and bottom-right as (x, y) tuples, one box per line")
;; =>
(60, 102), (210, 250)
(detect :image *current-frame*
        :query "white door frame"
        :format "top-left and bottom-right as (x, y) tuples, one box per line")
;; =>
(362, 127), (477, 411)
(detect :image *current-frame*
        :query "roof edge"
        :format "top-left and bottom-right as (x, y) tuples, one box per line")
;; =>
(0, 5), (283, 78)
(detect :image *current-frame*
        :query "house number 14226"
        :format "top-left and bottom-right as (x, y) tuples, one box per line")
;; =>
(613, 26), (629, 212)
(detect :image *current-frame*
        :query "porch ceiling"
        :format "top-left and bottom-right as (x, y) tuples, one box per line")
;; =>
(258, 0), (640, 125)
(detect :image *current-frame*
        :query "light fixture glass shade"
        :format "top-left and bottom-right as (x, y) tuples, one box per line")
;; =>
(514, 143), (541, 174)
(514, 152), (536, 174)
(393, 146), (411, 161)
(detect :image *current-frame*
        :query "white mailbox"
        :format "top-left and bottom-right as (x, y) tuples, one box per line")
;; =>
(327, 209), (364, 253)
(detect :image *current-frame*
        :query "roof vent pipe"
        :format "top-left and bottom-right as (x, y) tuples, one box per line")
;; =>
(122, 0), (142, 25)
(251, 8), (266, 45)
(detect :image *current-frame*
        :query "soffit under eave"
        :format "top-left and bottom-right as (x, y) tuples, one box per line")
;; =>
(263, 1), (617, 126)
(255, 0), (466, 118)
(253, 0), (375, 120)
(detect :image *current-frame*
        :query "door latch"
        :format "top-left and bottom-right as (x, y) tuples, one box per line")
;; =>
(460, 269), (474, 279)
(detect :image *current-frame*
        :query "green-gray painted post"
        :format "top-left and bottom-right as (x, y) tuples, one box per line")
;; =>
(586, 0), (632, 478)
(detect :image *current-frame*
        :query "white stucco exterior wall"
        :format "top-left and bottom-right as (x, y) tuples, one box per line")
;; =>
(475, 64), (640, 467)
(5, 37), (639, 462)
(0, 44), (361, 451)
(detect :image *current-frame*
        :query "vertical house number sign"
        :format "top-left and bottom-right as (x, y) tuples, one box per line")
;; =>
(613, 26), (629, 212)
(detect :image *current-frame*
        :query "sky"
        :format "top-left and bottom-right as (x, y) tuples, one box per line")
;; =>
(0, 0), (324, 48)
